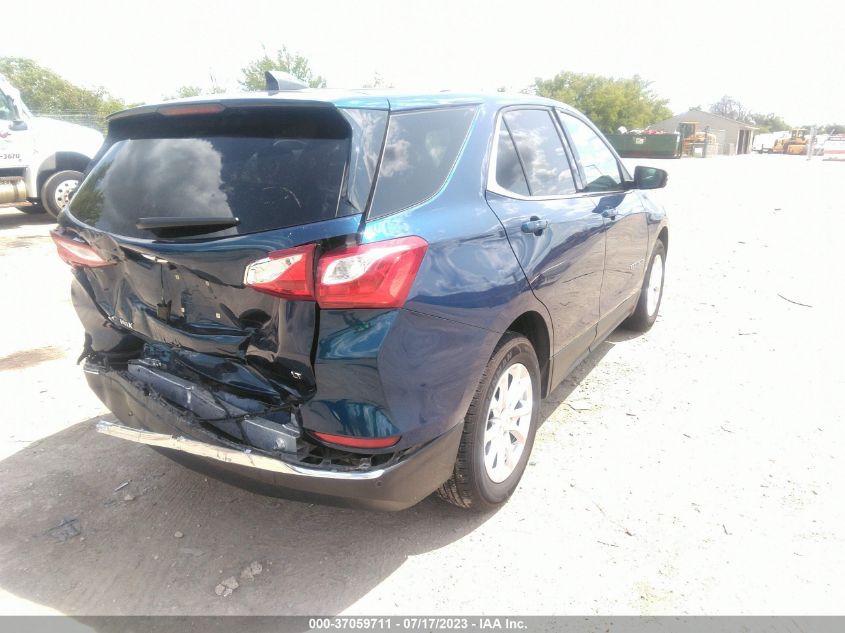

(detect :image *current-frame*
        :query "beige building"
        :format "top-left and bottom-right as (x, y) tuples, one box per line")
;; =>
(649, 109), (755, 156)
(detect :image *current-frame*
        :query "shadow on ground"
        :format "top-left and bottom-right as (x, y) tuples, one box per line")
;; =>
(0, 417), (494, 616)
(0, 209), (55, 229)
(540, 328), (638, 420)
(0, 327), (641, 616)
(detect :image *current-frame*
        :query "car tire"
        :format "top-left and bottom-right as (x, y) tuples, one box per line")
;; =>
(438, 332), (540, 511)
(624, 239), (666, 332)
(41, 170), (83, 219)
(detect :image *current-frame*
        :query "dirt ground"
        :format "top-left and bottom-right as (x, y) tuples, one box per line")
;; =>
(0, 154), (842, 617)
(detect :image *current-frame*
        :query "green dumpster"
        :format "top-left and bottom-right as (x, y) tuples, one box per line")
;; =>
(606, 133), (680, 158)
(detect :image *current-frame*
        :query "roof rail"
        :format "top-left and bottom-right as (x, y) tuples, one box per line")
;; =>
(265, 71), (308, 92)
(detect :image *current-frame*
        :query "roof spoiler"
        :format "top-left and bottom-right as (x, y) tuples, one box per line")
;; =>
(265, 71), (308, 92)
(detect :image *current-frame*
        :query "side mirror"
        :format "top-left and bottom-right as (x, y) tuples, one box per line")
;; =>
(9, 120), (27, 131)
(633, 165), (668, 190)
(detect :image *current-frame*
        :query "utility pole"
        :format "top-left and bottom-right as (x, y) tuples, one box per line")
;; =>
(807, 126), (817, 160)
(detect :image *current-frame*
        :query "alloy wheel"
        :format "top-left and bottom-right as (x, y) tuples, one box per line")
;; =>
(483, 362), (533, 483)
(647, 253), (664, 317)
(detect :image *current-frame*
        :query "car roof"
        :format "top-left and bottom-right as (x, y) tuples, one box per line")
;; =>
(108, 89), (575, 120)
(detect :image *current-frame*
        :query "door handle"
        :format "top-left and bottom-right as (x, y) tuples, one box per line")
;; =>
(521, 217), (549, 235)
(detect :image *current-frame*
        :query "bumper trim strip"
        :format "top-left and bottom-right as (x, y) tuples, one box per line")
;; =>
(95, 420), (385, 481)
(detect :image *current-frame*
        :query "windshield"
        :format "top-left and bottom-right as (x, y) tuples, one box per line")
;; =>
(0, 92), (15, 121)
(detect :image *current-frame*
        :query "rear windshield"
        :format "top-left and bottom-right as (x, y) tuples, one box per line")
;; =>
(69, 108), (352, 238)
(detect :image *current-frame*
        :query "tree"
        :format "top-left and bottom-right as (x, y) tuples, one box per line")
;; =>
(533, 72), (672, 134)
(709, 96), (793, 132)
(0, 57), (130, 128)
(162, 85), (206, 101)
(163, 74), (227, 101)
(710, 95), (754, 124)
(172, 85), (203, 98)
(238, 47), (326, 91)
(811, 123), (844, 134)
(749, 112), (790, 133)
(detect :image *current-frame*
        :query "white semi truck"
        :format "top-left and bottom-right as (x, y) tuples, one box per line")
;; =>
(0, 73), (103, 218)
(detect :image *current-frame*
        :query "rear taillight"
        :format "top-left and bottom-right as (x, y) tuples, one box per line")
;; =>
(244, 237), (428, 308)
(316, 236), (428, 309)
(243, 243), (316, 299)
(311, 431), (401, 449)
(50, 229), (112, 268)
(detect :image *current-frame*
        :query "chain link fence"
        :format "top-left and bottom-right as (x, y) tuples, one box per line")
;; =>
(33, 111), (105, 132)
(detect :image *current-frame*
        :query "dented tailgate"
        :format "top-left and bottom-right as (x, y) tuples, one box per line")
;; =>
(66, 215), (362, 398)
(59, 101), (380, 408)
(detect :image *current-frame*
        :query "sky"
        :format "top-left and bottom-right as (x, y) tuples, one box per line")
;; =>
(9, 0), (845, 123)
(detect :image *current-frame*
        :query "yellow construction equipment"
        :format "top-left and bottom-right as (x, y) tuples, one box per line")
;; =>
(678, 122), (718, 157)
(772, 129), (808, 155)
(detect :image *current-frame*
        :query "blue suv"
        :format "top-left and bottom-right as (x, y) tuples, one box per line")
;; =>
(52, 80), (668, 511)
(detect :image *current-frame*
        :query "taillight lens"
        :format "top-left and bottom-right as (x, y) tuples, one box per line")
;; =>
(243, 243), (316, 299)
(244, 237), (427, 308)
(311, 431), (401, 449)
(316, 236), (428, 309)
(50, 229), (111, 268)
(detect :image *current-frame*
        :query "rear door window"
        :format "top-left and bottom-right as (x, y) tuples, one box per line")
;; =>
(502, 109), (576, 196)
(69, 108), (352, 238)
(368, 106), (476, 218)
(557, 111), (623, 192)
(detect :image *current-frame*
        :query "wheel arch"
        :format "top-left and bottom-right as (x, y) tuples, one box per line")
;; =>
(504, 311), (551, 398)
(657, 226), (669, 255)
(33, 151), (93, 197)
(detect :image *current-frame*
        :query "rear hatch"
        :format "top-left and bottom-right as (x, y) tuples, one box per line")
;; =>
(60, 100), (387, 406)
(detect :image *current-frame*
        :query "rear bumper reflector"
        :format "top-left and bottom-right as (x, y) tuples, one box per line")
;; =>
(312, 431), (401, 449)
(95, 420), (384, 481)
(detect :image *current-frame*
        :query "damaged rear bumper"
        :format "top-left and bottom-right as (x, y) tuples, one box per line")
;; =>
(85, 364), (462, 511)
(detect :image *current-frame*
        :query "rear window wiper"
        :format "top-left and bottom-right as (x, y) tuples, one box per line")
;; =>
(136, 217), (240, 232)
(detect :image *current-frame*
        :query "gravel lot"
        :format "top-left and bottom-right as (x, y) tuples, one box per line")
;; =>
(0, 154), (842, 616)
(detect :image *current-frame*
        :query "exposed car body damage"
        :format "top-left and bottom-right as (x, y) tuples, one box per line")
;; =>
(56, 89), (668, 510)
(87, 366), (463, 511)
